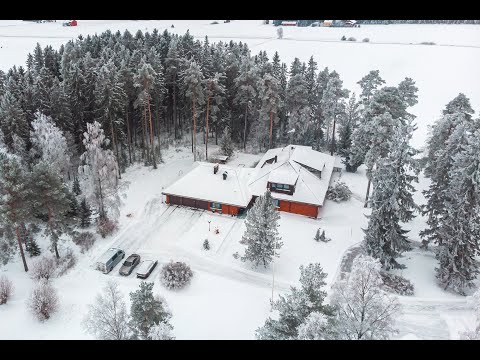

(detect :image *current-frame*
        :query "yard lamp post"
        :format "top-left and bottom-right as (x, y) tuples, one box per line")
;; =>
(208, 220), (211, 231)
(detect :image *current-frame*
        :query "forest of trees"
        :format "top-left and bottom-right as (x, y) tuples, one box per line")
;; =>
(0, 27), (479, 296)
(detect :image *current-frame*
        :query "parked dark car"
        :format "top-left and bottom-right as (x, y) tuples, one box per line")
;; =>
(136, 260), (158, 279)
(119, 254), (141, 276)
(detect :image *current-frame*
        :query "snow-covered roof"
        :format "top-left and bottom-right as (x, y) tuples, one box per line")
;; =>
(162, 145), (337, 209)
(162, 162), (254, 207)
(249, 145), (336, 206)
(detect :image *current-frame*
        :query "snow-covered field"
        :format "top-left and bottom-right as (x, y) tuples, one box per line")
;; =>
(0, 20), (479, 340)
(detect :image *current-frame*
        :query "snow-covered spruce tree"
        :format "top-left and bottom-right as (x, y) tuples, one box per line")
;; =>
(83, 280), (131, 340)
(314, 228), (322, 242)
(420, 94), (475, 249)
(94, 59), (127, 176)
(0, 151), (33, 272)
(79, 198), (92, 228)
(241, 190), (283, 268)
(357, 70), (386, 105)
(363, 123), (419, 270)
(30, 113), (71, 180)
(219, 126), (234, 157)
(461, 289), (480, 340)
(286, 73), (312, 145)
(26, 235), (41, 257)
(72, 176), (81, 196)
(129, 281), (173, 340)
(256, 263), (333, 340)
(31, 162), (71, 259)
(181, 59), (205, 161)
(78, 121), (120, 221)
(204, 72), (226, 160)
(257, 73), (281, 149)
(234, 55), (260, 150)
(435, 126), (480, 294)
(337, 93), (361, 171)
(27, 279), (59, 321)
(0, 86), (29, 152)
(330, 255), (401, 340)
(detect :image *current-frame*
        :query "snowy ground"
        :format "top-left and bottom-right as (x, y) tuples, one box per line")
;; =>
(1, 20), (479, 339)
(1, 20), (479, 149)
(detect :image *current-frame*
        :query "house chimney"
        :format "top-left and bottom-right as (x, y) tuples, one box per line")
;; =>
(222, 171), (228, 180)
(214, 163), (219, 174)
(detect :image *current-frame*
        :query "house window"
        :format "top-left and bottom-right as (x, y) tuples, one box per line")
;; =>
(271, 183), (290, 191)
(211, 202), (222, 210)
(272, 199), (280, 208)
(271, 183), (277, 189)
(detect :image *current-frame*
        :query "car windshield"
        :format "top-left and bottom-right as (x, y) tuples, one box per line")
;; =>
(124, 261), (132, 266)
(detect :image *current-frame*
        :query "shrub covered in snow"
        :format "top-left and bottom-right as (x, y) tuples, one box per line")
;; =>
(326, 181), (352, 202)
(347, 37), (357, 41)
(27, 280), (59, 321)
(97, 218), (118, 238)
(148, 322), (175, 340)
(31, 255), (57, 281)
(160, 261), (193, 290)
(362, 38), (370, 42)
(0, 275), (13, 305)
(73, 231), (96, 253)
(341, 35), (346, 41)
(380, 271), (414, 296)
(56, 248), (77, 277)
(232, 251), (240, 260)
(314, 228), (331, 243)
(203, 239), (210, 251)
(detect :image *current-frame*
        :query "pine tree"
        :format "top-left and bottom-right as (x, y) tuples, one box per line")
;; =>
(234, 55), (259, 150)
(241, 190), (283, 268)
(79, 198), (92, 228)
(0, 152), (33, 272)
(357, 70), (386, 105)
(26, 236), (42, 257)
(129, 282), (173, 340)
(0, 88), (29, 151)
(337, 93), (361, 171)
(31, 162), (71, 259)
(204, 72), (226, 160)
(257, 73), (281, 149)
(314, 228), (321, 242)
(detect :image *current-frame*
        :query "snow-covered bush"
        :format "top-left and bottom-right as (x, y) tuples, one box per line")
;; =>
(461, 289), (480, 340)
(210, 21), (219, 25)
(362, 38), (370, 42)
(73, 231), (96, 253)
(277, 27), (284, 39)
(160, 261), (193, 290)
(27, 280), (59, 321)
(0, 275), (13, 305)
(380, 271), (414, 296)
(203, 239), (210, 251)
(232, 251), (240, 260)
(326, 181), (352, 202)
(347, 37), (357, 41)
(31, 255), (57, 281)
(148, 322), (175, 340)
(341, 35), (346, 41)
(56, 248), (77, 277)
(420, 41), (436, 45)
(314, 228), (331, 243)
(97, 218), (118, 238)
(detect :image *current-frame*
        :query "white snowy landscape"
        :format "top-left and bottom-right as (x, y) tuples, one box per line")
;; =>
(0, 20), (479, 340)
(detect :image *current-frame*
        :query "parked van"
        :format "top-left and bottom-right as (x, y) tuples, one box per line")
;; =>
(96, 248), (125, 274)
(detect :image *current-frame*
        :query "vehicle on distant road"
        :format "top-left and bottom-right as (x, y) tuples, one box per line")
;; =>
(119, 254), (141, 276)
(96, 248), (125, 274)
(136, 260), (158, 279)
